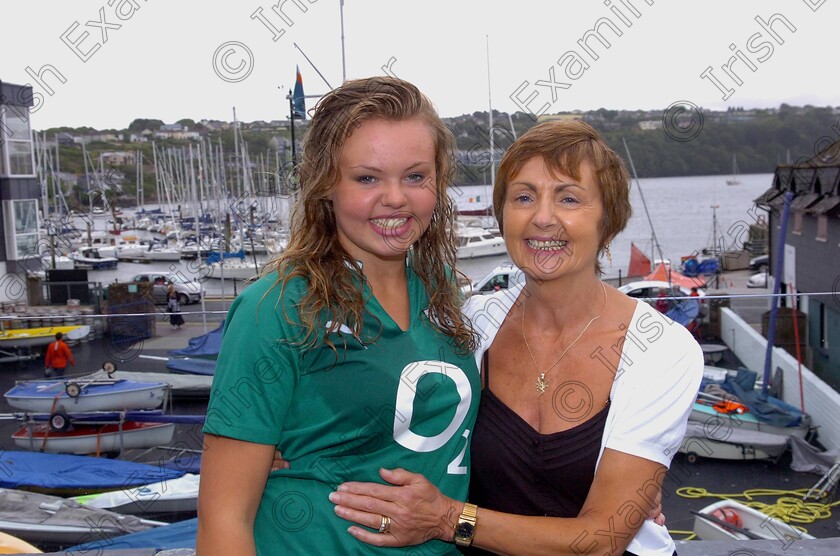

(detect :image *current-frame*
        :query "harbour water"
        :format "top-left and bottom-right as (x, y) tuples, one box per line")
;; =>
(443, 172), (771, 282)
(77, 172), (774, 294)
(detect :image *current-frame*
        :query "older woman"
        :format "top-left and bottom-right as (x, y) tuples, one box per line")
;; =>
(330, 120), (703, 555)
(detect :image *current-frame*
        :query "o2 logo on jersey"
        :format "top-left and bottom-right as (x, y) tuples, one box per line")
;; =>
(392, 360), (472, 474)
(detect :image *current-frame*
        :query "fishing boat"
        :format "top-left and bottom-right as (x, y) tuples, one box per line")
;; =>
(12, 421), (176, 454)
(0, 325), (90, 349)
(693, 499), (815, 542)
(0, 488), (164, 546)
(4, 375), (168, 415)
(73, 473), (200, 515)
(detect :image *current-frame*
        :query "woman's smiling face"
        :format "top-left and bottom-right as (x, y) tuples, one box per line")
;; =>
(502, 156), (604, 282)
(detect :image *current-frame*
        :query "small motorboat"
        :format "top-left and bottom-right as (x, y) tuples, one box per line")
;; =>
(69, 247), (118, 270)
(73, 473), (200, 515)
(0, 325), (90, 350)
(0, 487), (164, 546)
(13, 421), (176, 454)
(693, 499), (815, 542)
(5, 375), (168, 415)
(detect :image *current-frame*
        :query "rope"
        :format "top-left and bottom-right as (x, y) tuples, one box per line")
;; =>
(667, 530), (697, 541)
(676, 486), (840, 535)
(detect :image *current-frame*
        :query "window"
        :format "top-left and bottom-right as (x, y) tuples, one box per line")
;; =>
(0, 105), (34, 176)
(7, 199), (39, 259)
(816, 215), (828, 242)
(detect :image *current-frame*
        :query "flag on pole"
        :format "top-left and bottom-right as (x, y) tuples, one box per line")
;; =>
(293, 66), (306, 119)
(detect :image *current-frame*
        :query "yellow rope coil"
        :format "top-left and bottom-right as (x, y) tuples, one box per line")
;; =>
(676, 486), (840, 534)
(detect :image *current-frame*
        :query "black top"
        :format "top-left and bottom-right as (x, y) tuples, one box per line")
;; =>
(464, 350), (633, 555)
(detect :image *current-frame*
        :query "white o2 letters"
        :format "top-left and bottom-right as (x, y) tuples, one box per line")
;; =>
(393, 360), (471, 454)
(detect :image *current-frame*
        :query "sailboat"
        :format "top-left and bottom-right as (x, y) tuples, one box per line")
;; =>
(726, 154), (741, 186)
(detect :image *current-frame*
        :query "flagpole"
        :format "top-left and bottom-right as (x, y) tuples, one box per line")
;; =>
(289, 89), (297, 168)
(339, 0), (347, 82)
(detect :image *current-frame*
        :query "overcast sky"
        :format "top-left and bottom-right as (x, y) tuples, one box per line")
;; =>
(2, 0), (837, 130)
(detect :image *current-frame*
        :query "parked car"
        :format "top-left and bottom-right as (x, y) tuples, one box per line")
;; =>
(617, 280), (705, 300)
(462, 262), (527, 297)
(131, 273), (202, 305)
(749, 254), (769, 271)
(746, 271), (768, 288)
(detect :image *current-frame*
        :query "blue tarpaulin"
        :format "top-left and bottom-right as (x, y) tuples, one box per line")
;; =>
(68, 518), (197, 551)
(0, 451), (184, 491)
(168, 321), (224, 359)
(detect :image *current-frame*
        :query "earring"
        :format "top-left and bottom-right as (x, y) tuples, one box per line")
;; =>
(604, 243), (612, 266)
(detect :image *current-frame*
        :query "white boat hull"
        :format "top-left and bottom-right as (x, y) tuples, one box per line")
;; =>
(75, 473), (200, 515)
(13, 422), (176, 454)
(694, 499), (815, 542)
(5, 381), (168, 414)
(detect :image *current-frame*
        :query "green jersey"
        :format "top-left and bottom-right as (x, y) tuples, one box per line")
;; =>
(204, 267), (479, 555)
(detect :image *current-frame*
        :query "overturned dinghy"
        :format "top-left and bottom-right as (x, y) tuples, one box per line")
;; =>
(679, 421), (790, 462)
(0, 487), (164, 546)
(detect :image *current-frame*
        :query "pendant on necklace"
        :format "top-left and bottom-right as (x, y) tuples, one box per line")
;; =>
(536, 373), (549, 396)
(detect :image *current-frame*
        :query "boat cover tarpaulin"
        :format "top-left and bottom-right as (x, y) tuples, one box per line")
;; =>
(666, 298), (700, 326)
(165, 358), (216, 376)
(69, 517), (197, 551)
(721, 369), (805, 428)
(0, 488), (154, 539)
(168, 321), (224, 358)
(0, 451), (184, 491)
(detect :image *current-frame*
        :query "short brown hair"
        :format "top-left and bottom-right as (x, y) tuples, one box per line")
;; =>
(493, 120), (631, 274)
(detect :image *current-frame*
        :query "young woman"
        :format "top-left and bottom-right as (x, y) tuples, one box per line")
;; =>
(197, 77), (480, 555)
(329, 121), (703, 556)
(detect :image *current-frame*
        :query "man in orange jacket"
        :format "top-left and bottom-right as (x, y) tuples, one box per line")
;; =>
(45, 332), (75, 377)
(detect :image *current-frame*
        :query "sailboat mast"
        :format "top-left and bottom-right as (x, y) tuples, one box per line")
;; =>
(486, 35), (494, 190)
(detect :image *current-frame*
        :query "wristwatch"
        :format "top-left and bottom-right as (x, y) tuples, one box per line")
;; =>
(454, 502), (478, 547)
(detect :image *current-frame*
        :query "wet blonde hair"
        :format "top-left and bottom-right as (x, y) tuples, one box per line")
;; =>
(271, 77), (476, 353)
(493, 120), (631, 275)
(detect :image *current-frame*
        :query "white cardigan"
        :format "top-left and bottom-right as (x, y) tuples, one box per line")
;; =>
(464, 284), (704, 555)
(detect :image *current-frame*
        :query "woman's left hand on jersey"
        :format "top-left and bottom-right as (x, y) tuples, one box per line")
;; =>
(329, 468), (458, 547)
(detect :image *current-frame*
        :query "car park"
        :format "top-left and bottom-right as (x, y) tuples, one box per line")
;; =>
(131, 273), (202, 305)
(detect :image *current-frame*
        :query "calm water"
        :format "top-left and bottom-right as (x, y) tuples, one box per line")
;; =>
(453, 173), (773, 282)
(76, 173), (773, 292)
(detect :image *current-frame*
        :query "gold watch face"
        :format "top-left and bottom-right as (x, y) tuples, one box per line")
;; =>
(456, 522), (475, 538)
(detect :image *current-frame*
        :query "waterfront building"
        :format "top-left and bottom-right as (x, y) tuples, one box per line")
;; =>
(0, 80), (41, 303)
(756, 139), (840, 389)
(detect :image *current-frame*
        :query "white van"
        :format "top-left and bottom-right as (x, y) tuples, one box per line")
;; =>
(462, 262), (527, 297)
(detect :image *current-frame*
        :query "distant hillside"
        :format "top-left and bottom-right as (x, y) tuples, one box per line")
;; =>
(37, 105), (839, 201)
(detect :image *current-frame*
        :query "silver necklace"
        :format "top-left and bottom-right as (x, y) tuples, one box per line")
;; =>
(522, 281), (608, 395)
